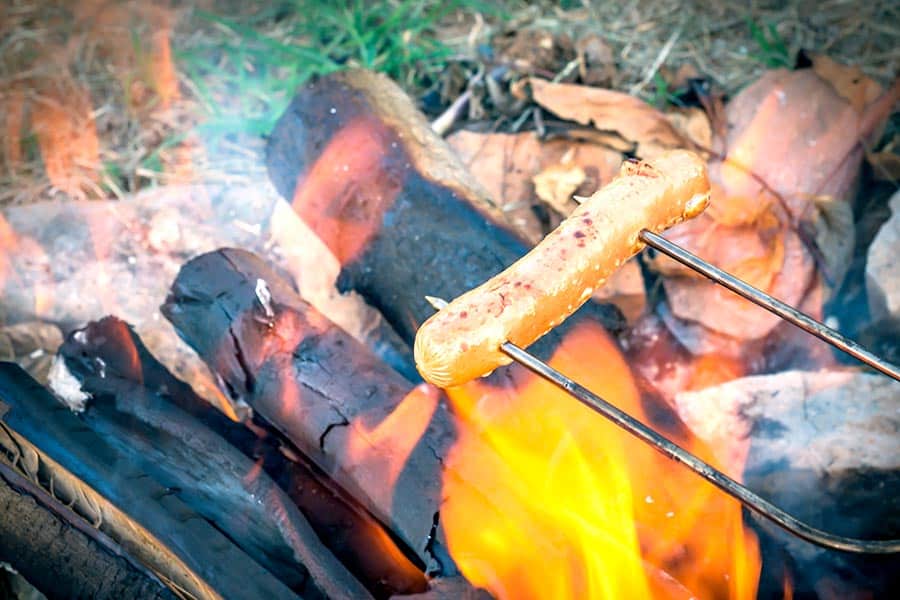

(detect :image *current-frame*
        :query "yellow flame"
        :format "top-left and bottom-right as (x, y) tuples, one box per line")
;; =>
(442, 321), (760, 599)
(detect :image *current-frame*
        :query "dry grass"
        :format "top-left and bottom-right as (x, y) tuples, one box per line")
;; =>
(0, 0), (896, 206)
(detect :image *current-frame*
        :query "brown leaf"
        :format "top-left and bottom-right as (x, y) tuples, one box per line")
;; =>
(710, 69), (874, 226)
(868, 150), (900, 182)
(575, 34), (616, 87)
(665, 107), (711, 152)
(532, 149), (585, 215)
(447, 129), (623, 243)
(494, 29), (575, 77)
(528, 77), (689, 158)
(665, 63), (700, 91)
(867, 135), (900, 182)
(810, 54), (883, 116)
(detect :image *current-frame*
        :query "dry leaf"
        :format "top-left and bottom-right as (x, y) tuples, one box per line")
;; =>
(528, 77), (689, 158)
(494, 29), (575, 76)
(448, 129), (623, 243)
(661, 63), (700, 91)
(665, 107), (712, 152)
(867, 135), (900, 182)
(712, 69), (876, 225)
(868, 150), (900, 182)
(532, 162), (585, 215)
(575, 34), (616, 86)
(810, 53), (883, 116)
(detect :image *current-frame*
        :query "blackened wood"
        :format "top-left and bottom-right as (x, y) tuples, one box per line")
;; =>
(0, 461), (175, 600)
(0, 184), (417, 418)
(0, 362), (299, 600)
(162, 249), (462, 574)
(56, 331), (371, 599)
(61, 316), (428, 598)
(265, 69), (624, 358)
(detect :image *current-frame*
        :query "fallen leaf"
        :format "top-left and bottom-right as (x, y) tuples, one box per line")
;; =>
(665, 107), (712, 152)
(712, 68), (874, 226)
(448, 129), (622, 243)
(868, 150), (900, 182)
(662, 63), (700, 91)
(866, 135), (900, 182)
(532, 161), (585, 215)
(811, 193), (855, 288)
(575, 34), (616, 86)
(528, 77), (690, 158)
(494, 29), (575, 77)
(810, 53), (883, 116)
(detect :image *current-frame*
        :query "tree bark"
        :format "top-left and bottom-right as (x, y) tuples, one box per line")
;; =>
(163, 249), (467, 576)
(0, 461), (174, 600)
(60, 315), (427, 598)
(0, 363), (299, 600)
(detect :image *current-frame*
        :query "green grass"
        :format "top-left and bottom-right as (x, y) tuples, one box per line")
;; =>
(175, 0), (505, 147)
(747, 19), (792, 69)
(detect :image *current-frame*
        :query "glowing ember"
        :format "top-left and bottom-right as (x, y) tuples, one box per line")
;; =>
(290, 116), (402, 264)
(442, 322), (760, 599)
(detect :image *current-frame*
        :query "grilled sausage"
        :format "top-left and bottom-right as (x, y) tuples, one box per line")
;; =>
(414, 150), (710, 387)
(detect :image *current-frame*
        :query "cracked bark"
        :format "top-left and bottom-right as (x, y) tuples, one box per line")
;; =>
(60, 315), (428, 598)
(0, 460), (175, 600)
(0, 363), (298, 600)
(163, 249), (470, 578)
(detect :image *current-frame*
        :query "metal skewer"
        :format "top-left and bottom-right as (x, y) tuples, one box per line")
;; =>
(425, 231), (900, 554)
(639, 230), (900, 382)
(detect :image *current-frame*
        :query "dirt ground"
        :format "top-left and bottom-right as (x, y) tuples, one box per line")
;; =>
(0, 0), (897, 205)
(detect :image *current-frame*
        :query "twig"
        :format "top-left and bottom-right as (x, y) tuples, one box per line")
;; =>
(629, 26), (682, 96)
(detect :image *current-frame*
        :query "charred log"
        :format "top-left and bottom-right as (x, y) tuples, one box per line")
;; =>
(52, 331), (371, 599)
(265, 69), (624, 362)
(162, 249), (464, 576)
(0, 363), (298, 600)
(60, 315), (428, 598)
(0, 460), (174, 600)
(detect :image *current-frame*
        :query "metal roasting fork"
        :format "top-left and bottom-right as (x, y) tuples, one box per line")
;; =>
(427, 229), (900, 554)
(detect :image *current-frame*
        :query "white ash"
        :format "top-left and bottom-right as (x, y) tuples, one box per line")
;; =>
(866, 188), (900, 323)
(47, 355), (90, 413)
(255, 278), (275, 319)
(674, 369), (900, 479)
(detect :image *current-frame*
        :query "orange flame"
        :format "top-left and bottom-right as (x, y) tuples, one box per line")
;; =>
(345, 383), (439, 511)
(291, 116), (402, 263)
(442, 321), (760, 599)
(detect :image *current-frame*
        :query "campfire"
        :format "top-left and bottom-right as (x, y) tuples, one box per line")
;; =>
(1, 3), (899, 599)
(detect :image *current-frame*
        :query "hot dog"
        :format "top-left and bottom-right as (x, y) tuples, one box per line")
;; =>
(414, 150), (710, 388)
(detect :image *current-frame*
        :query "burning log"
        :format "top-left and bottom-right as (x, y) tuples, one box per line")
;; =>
(162, 249), (466, 576)
(0, 184), (417, 420)
(0, 460), (175, 599)
(59, 315), (428, 598)
(0, 363), (298, 600)
(50, 324), (373, 598)
(265, 68), (624, 356)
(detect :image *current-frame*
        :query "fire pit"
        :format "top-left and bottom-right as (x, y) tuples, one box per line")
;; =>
(1, 4), (899, 598)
